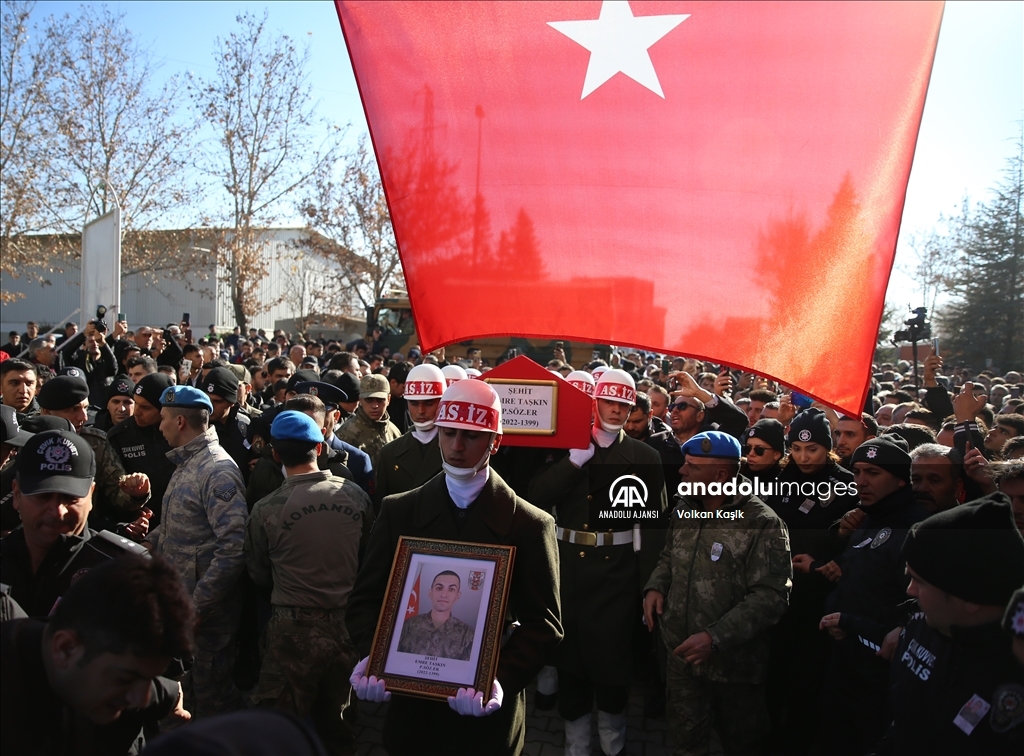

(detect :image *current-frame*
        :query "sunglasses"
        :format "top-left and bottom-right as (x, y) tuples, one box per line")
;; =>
(742, 445), (772, 457)
(669, 402), (697, 412)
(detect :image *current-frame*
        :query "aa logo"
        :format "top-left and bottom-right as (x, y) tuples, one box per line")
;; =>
(609, 475), (648, 508)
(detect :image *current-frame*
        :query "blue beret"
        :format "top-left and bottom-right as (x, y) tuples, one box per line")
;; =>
(681, 431), (741, 460)
(271, 411), (323, 443)
(160, 385), (213, 412)
(294, 381), (349, 407)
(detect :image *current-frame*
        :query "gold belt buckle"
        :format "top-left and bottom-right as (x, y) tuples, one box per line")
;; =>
(573, 530), (597, 547)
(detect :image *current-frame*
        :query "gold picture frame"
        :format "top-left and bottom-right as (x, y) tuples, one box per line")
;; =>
(367, 537), (516, 700)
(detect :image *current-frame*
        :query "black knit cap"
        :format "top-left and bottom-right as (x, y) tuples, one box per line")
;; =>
(746, 419), (786, 454)
(903, 493), (1024, 605)
(105, 374), (136, 404)
(851, 436), (912, 481)
(203, 367), (239, 403)
(787, 408), (832, 450)
(332, 372), (361, 403)
(37, 375), (89, 410)
(134, 373), (174, 409)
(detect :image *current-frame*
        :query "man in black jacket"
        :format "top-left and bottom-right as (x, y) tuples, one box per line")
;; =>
(873, 493), (1024, 755)
(815, 437), (929, 755)
(1, 554), (194, 755)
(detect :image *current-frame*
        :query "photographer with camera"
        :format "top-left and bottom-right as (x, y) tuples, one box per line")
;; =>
(62, 319), (118, 408)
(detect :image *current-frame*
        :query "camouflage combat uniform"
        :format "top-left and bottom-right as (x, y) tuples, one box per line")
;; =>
(146, 425), (247, 718)
(335, 406), (401, 471)
(245, 470), (373, 756)
(397, 612), (475, 660)
(645, 482), (792, 756)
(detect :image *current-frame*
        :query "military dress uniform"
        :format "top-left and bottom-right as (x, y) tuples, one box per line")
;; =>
(372, 430), (443, 514)
(147, 422), (248, 718)
(646, 477), (792, 755)
(245, 465), (373, 756)
(527, 429), (667, 728)
(346, 470), (562, 756)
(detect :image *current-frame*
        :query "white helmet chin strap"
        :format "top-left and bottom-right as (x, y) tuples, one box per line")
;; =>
(441, 433), (496, 480)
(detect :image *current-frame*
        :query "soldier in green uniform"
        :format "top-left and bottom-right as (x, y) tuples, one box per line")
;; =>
(335, 374), (401, 471)
(397, 570), (475, 660)
(528, 368), (667, 756)
(373, 363), (445, 513)
(348, 379), (562, 756)
(245, 411), (372, 756)
(643, 431), (792, 756)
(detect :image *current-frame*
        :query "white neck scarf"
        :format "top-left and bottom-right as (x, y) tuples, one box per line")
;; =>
(446, 465), (490, 509)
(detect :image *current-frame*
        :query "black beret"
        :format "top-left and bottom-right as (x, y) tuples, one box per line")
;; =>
(37, 375), (89, 410)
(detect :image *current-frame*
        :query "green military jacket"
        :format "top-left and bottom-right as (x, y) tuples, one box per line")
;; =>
(372, 431), (443, 513)
(335, 406), (401, 471)
(645, 483), (792, 683)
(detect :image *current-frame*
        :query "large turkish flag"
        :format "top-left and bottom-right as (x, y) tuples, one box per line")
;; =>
(335, 1), (943, 414)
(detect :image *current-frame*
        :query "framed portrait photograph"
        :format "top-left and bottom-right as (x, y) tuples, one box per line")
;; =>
(367, 537), (516, 700)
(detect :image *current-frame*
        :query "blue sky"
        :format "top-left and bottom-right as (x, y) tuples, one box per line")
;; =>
(30, 1), (1024, 313)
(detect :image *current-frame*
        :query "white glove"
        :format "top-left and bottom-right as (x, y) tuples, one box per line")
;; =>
(447, 680), (503, 717)
(349, 656), (391, 702)
(568, 443), (595, 468)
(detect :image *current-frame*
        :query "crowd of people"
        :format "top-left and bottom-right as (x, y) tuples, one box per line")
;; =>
(1, 315), (1022, 756)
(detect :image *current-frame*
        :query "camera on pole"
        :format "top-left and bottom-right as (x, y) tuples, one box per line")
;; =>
(891, 307), (931, 388)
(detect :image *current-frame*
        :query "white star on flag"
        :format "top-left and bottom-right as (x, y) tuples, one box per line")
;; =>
(548, 0), (690, 99)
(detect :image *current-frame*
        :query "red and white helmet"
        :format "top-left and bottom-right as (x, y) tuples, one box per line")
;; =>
(465, 367), (482, 378)
(594, 368), (636, 405)
(565, 370), (595, 396)
(591, 365), (609, 381)
(441, 364), (468, 386)
(436, 379), (502, 433)
(404, 364), (446, 400)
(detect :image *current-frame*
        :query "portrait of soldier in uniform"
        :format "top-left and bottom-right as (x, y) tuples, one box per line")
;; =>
(398, 570), (475, 661)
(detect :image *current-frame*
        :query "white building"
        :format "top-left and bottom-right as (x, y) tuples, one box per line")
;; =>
(1, 228), (356, 334)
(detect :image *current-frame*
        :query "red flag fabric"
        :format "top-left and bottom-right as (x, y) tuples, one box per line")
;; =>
(335, 1), (943, 414)
(405, 567), (420, 619)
